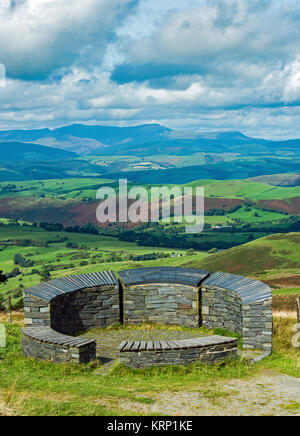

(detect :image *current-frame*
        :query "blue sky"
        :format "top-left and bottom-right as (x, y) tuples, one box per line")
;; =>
(0, 0), (300, 139)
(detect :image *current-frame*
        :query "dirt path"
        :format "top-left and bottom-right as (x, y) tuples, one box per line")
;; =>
(115, 370), (300, 416)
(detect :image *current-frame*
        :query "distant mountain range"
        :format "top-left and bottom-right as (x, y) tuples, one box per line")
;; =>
(0, 123), (300, 182)
(1, 123), (300, 157)
(0, 141), (76, 161)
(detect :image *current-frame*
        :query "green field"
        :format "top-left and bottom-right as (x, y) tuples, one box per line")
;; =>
(272, 288), (300, 296)
(0, 224), (208, 306)
(160, 206), (289, 226)
(0, 178), (114, 199)
(2, 176), (300, 202)
(183, 232), (300, 278)
(186, 179), (300, 200)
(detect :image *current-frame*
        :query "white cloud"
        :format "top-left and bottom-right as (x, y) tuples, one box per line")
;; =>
(0, 0), (137, 79)
(0, 0), (300, 139)
(125, 0), (300, 67)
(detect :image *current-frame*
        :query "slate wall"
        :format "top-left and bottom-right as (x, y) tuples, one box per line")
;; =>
(201, 286), (243, 334)
(123, 283), (200, 328)
(50, 285), (120, 335)
(22, 268), (273, 364)
(201, 285), (272, 351)
(24, 284), (120, 335)
(24, 294), (51, 327)
(242, 298), (273, 351)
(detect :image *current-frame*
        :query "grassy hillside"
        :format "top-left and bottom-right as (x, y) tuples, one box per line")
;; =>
(0, 223), (208, 306)
(0, 178), (114, 199)
(182, 233), (300, 278)
(2, 176), (300, 201)
(186, 179), (300, 200)
(250, 173), (300, 187)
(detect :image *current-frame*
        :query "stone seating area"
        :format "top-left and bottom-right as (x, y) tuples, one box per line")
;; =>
(21, 327), (96, 364)
(118, 335), (238, 368)
(21, 267), (272, 365)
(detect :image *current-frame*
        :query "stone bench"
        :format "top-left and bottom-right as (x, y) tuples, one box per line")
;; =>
(22, 271), (118, 363)
(118, 335), (238, 368)
(22, 267), (273, 364)
(24, 271), (119, 334)
(21, 327), (96, 364)
(119, 267), (273, 351)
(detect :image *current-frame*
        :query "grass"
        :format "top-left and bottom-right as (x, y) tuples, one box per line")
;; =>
(3, 176), (300, 202)
(273, 288), (300, 295)
(184, 232), (300, 276)
(0, 178), (114, 200)
(160, 206), (289, 227)
(0, 323), (254, 416)
(0, 313), (299, 416)
(186, 179), (300, 200)
(0, 223), (210, 305)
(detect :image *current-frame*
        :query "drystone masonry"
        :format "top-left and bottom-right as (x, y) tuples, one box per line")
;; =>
(119, 267), (209, 328)
(51, 285), (119, 335)
(22, 267), (273, 365)
(202, 272), (273, 351)
(21, 327), (96, 364)
(122, 284), (200, 328)
(201, 287), (243, 334)
(23, 272), (119, 332)
(119, 336), (238, 368)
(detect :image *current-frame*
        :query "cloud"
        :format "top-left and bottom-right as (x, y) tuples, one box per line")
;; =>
(0, 0), (138, 80)
(112, 0), (300, 87)
(0, 0), (300, 140)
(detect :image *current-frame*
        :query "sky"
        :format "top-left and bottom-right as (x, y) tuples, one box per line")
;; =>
(0, 0), (300, 139)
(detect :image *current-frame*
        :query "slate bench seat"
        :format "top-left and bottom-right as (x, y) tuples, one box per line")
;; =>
(118, 335), (238, 368)
(21, 327), (96, 364)
(22, 268), (272, 364)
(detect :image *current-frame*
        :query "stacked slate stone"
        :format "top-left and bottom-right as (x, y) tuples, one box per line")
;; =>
(24, 271), (119, 331)
(119, 267), (210, 328)
(119, 335), (238, 368)
(202, 272), (272, 351)
(22, 267), (273, 365)
(21, 327), (96, 364)
(22, 272), (118, 363)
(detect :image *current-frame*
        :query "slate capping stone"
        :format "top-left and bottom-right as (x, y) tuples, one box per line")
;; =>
(24, 271), (118, 302)
(118, 267), (210, 288)
(202, 271), (272, 303)
(22, 327), (95, 348)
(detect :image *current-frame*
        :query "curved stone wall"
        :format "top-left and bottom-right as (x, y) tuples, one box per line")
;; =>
(23, 272), (119, 333)
(22, 267), (273, 364)
(119, 267), (210, 328)
(21, 327), (96, 364)
(202, 272), (273, 351)
(119, 336), (238, 368)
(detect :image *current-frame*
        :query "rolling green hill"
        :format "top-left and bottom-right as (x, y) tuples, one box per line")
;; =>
(0, 141), (76, 162)
(250, 173), (300, 187)
(186, 179), (300, 200)
(182, 233), (300, 277)
(0, 223), (204, 306)
(2, 176), (300, 201)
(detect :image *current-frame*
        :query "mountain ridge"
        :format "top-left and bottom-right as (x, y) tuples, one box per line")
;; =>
(1, 123), (300, 157)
